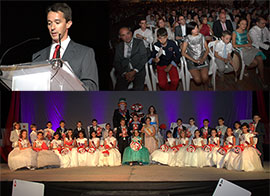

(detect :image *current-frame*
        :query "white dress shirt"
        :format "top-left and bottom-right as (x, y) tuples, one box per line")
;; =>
(181, 24), (186, 37)
(133, 28), (153, 48)
(215, 40), (233, 58)
(249, 25), (270, 50)
(49, 36), (71, 59)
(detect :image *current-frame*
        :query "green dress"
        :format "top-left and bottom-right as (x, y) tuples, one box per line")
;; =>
(122, 136), (150, 165)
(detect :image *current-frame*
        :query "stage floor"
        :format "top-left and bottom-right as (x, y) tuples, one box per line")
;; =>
(1, 162), (269, 182)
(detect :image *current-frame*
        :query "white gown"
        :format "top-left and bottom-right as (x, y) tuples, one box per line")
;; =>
(171, 137), (189, 167)
(98, 136), (121, 167)
(8, 139), (37, 171)
(86, 137), (100, 166)
(151, 138), (176, 165)
(51, 139), (71, 168)
(218, 136), (236, 169)
(184, 137), (206, 168)
(206, 137), (220, 166)
(76, 138), (88, 166)
(34, 140), (60, 168)
(64, 138), (78, 167)
(232, 133), (263, 172)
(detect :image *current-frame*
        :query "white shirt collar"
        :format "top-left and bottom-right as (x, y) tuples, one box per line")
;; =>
(50, 36), (71, 59)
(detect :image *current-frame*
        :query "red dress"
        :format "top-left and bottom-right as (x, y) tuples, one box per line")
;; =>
(200, 24), (211, 37)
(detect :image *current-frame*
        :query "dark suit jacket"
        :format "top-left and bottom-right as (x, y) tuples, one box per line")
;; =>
(175, 24), (187, 45)
(255, 121), (265, 141)
(116, 126), (132, 141)
(213, 20), (233, 38)
(173, 125), (187, 138)
(113, 109), (130, 128)
(55, 127), (67, 139)
(32, 40), (99, 91)
(199, 127), (212, 138)
(73, 127), (85, 139)
(113, 38), (147, 77)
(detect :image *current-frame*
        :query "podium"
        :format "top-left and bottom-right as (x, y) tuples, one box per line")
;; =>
(0, 59), (86, 91)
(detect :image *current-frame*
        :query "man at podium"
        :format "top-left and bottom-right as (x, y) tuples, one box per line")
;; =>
(32, 3), (99, 91)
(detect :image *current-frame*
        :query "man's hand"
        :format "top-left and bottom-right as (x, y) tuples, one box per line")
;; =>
(164, 64), (173, 72)
(153, 57), (160, 63)
(125, 70), (136, 82)
(136, 34), (143, 39)
(176, 36), (183, 40)
(224, 58), (229, 63)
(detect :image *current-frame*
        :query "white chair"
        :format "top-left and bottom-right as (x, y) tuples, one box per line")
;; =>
(182, 41), (217, 91)
(110, 63), (153, 91)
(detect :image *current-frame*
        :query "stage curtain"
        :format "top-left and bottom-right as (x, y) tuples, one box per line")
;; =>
(0, 92), (20, 162)
(256, 91), (269, 144)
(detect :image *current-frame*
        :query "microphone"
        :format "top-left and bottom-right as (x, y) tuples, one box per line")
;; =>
(0, 37), (40, 66)
(56, 33), (61, 58)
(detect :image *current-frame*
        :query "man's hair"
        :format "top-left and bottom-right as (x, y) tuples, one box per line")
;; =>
(256, 17), (265, 24)
(139, 17), (146, 23)
(157, 27), (168, 37)
(47, 3), (72, 22)
(222, 30), (231, 37)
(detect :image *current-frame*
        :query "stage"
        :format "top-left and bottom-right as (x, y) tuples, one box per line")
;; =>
(1, 163), (269, 196)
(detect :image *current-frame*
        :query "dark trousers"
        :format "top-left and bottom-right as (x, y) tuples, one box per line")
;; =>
(118, 137), (130, 159)
(115, 69), (146, 91)
(256, 138), (264, 165)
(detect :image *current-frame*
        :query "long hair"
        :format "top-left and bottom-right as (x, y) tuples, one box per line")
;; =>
(66, 129), (74, 140)
(19, 130), (28, 139)
(223, 127), (235, 143)
(147, 105), (157, 114)
(193, 129), (201, 139)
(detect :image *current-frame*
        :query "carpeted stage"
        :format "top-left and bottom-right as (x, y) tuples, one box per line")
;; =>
(1, 163), (269, 196)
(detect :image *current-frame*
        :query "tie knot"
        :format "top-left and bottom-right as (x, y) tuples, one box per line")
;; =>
(55, 45), (60, 50)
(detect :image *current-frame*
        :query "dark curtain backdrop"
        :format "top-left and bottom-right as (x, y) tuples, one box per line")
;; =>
(19, 91), (252, 131)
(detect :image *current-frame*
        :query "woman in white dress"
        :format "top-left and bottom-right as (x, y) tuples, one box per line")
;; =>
(206, 129), (220, 166)
(33, 131), (60, 168)
(151, 131), (177, 165)
(185, 130), (206, 168)
(232, 123), (263, 172)
(9, 122), (21, 148)
(98, 130), (121, 167)
(173, 131), (189, 167)
(233, 121), (242, 145)
(146, 106), (163, 147)
(86, 131), (100, 166)
(217, 128), (236, 169)
(141, 117), (159, 154)
(64, 129), (78, 167)
(76, 131), (88, 166)
(8, 130), (37, 171)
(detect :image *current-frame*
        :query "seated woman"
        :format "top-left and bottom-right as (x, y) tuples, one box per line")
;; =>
(98, 130), (121, 167)
(33, 131), (60, 168)
(182, 22), (210, 90)
(122, 129), (150, 166)
(8, 130), (37, 171)
(154, 18), (174, 43)
(199, 15), (213, 42)
(232, 18), (266, 88)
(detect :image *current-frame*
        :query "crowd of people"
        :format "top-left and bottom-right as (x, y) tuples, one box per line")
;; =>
(112, 1), (269, 90)
(7, 98), (265, 172)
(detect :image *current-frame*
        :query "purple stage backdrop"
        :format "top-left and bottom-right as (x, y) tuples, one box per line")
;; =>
(20, 91), (252, 131)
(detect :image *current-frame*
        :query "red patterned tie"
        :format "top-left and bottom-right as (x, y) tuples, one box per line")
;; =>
(52, 45), (61, 59)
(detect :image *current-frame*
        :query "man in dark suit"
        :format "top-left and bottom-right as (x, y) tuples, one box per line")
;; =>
(173, 118), (187, 138)
(213, 13), (233, 38)
(252, 114), (265, 165)
(32, 3), (99, 91)
(174, 15), (187, 46)
(168, 10), (177, 27)
(55, 120), (67, 139)
(199, 119), (212, 142)
(73, 121), (85, 139)
(113, 98), (130, 128)
(114, 27), (148, 91)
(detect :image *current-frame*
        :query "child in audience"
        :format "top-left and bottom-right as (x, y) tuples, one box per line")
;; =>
(122, 129), (150, 165)
(86, 131), (100, 166)
(33, 131), (60, 168)
(8, 130), (37, 171)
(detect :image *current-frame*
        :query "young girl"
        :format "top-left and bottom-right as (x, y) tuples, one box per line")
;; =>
(232, 123), (263, 172)
(8, 130), (37, 171)
(33, 131), (60, 168)
(86, 131), (100, 166)
(50, 132), (70, 168)
(233, 121), (242, 145)
(98, 130), (121, 167)
(64, 129), (78, 167)
(232, 18), (266, 87)
(141, 117), (159, 154)
(182, 22), (210, 90)
(122, 129), (150, 166)
(76, 131), (88, 166)
(206, 128), (220, 166)
(151, 131), (176, 165)
(184, 130), (206, 168)
(218, 128), (236, 169)
(172, 130), (189, 167)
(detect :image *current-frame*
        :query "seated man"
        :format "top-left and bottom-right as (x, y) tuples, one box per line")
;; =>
(213, 13), (233, 38)
(32, 3), (99, 91)
(175, 15), (187, 46)
(114, 27), (148, 91)
(249, 17), (270, 65)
